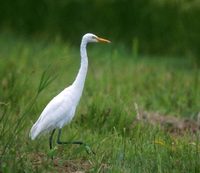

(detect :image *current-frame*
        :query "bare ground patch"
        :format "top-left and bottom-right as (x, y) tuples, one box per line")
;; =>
(133, 103), (200, 137)
(27, 152), (93, 173)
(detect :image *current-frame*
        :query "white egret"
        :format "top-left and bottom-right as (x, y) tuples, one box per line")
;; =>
(30, 33), (110, 153)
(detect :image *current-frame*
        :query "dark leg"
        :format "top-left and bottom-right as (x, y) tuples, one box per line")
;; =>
(49, 129), (56, 150)
(57, 129), (95, 154)
(57, 129), (83, 145)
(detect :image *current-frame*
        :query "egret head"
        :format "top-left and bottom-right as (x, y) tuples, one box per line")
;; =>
(82, 33), (111, 44)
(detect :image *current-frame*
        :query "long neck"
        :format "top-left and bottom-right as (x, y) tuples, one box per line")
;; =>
(72, 40), (88, 94)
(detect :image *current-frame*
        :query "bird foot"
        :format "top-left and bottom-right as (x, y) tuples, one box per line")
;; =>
(83, 144), (95, 155)
(48, 146), (58, 159)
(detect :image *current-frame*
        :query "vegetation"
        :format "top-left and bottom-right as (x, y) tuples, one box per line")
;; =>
(0, 33), (199, 172)
(0, 0), (200, 56)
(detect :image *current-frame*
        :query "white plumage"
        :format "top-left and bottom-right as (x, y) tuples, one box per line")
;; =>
(30, 33), (110, 142)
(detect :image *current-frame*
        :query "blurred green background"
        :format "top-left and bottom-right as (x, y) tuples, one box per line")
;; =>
(0, 0), (200, 56)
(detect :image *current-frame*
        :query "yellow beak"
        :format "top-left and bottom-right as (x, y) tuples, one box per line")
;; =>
(96, 37), (111, 43)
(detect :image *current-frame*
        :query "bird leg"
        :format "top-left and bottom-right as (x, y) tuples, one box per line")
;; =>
(57, 129), (95, 154)
(57, 129), (84, 145)
(49, 129), (56, 150)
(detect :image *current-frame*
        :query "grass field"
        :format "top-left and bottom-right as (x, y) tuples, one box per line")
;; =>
(0, 33), (200, 172)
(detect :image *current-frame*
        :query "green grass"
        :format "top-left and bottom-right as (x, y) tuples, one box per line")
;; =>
(0, 33), (200, 172)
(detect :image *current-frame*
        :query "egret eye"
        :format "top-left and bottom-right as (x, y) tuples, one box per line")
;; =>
(92, 36), (96, 39)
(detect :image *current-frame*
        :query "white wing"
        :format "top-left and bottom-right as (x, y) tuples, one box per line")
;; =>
(30, 86), (76, 140)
